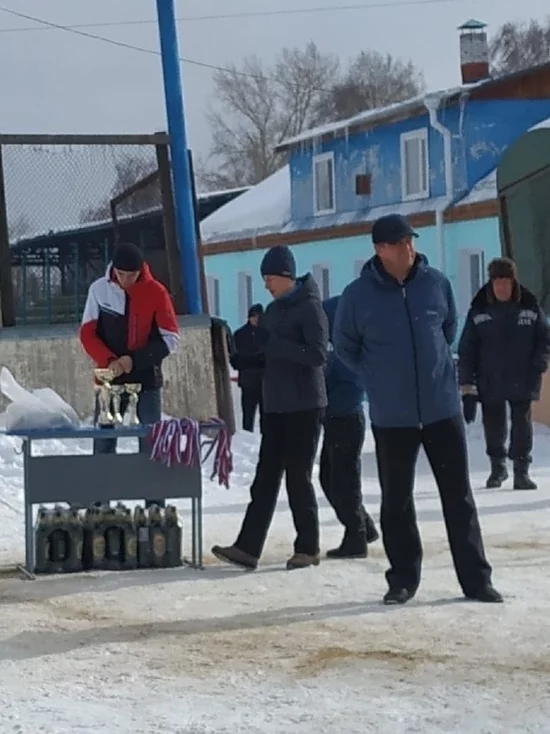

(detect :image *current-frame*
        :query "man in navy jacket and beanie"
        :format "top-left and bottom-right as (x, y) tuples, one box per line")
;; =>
(334, 214), (502, 605)
(458, 257), (550, 490)
(320, 296), (379, 558)
(212, 245), (328, 571)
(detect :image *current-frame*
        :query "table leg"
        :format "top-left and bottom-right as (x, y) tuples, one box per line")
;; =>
(23, 441), (35, 576)
(191, 497), (197, 568)
(197, 494), (203, 569)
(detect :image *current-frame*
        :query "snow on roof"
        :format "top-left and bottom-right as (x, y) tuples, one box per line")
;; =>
(200, 166), (291, 244)
(276, 83), (485, 151)
(197, 184), (251, 198)
(459, 170), (497, 206)
(530, 116), (550, 131)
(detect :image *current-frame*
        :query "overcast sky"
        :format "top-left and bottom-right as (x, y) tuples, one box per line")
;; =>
(0, 0), (549, 203)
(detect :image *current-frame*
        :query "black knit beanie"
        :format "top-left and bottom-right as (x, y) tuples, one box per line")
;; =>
(260, 245), (296, 279)
(112, 242), (144, 272)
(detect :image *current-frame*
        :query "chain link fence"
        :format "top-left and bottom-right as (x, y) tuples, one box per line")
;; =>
(0, 133), (177, 325)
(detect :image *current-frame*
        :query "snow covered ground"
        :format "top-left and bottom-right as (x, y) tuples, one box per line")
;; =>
(1, 396), (550, 733)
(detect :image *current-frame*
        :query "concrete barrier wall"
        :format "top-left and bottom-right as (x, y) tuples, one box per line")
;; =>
(0, 315), (218, 421)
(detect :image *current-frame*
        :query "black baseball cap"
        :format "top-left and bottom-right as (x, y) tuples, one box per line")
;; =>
(372, 214), (418, 245)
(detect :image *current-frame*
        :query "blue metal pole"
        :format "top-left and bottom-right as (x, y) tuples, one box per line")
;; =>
(155, 0), (202, 314)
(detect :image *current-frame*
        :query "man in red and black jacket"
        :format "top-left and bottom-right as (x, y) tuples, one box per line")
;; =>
(80, 242), (179, 495)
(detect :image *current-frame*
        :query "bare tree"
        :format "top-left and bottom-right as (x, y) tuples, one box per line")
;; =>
(490, 18), (550, 75)
(198, 42), (340, 190)
(199, 44), (425, 190)
(316, 51), (425, 122)
(80, 154), (159, 223)
(8, 213), (32, 242)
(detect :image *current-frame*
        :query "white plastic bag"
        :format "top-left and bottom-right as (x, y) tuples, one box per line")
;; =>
(0, 367), (80, 432)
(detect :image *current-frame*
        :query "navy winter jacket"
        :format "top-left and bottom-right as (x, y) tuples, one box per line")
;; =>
(334, 254), (460, 428)
(323, 296), (364, 417)
(458, 283), (550, 403)
(232, 274), (328, 414)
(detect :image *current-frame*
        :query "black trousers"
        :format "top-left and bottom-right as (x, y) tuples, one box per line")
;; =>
(235, 409), (323, 558)
(241, 386), (263, 433)
(372, 414), (492, 596)
(319, 412), (368, 538)
(481, 401), (533, 463)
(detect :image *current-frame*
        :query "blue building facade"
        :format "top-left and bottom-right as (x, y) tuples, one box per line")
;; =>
(287, 99), (550, 226)
(201, 43), (550, 336)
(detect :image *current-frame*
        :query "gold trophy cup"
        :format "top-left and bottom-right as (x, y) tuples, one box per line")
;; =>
(110, 386), (125, 425)
(124, 384), (142, 426)
(94, 368), (115, 426)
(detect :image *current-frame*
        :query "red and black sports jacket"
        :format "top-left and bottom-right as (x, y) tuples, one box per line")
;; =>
(79, 263), (179, 390)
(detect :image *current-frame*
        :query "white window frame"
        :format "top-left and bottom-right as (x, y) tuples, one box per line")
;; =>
(400, 128), (429, 201)
(206, 275), (220, 317)
(458, 248), (485, 315)
(237, 271), (254, 323)
(312, 264), (331, 300)
(354, 259), (366, 278)
(313, 152), (336, 215)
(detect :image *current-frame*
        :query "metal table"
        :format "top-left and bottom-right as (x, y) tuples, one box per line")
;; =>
(7, 425), (204, 577)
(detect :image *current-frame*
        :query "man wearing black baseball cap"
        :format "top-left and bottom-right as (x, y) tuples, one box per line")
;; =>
(334, 213), (502, 605)
(80, 242), (179, 507)
(232, 302), (269, 432)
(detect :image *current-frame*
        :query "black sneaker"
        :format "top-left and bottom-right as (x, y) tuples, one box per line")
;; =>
(465, 585), (503, 603)
(382, 587), (414, 605)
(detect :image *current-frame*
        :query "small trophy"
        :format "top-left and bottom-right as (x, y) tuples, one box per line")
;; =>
(110, 386), (125, 425)
(94, 368), (115, 426)
(125, 384), (142, 426)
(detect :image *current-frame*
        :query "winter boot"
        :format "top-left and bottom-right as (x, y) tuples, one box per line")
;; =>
(486, 459), (508, 488)
(326, 532), (367, 559)
(211, 544), (258, 570)
(286, 552), (321, 570)
(513, 462), (537, 490)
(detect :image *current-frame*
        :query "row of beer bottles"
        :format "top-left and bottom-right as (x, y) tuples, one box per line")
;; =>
(34, 503), (183, 574)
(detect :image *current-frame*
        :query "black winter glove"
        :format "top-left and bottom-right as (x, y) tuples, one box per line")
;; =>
(462, 394), (478, 424)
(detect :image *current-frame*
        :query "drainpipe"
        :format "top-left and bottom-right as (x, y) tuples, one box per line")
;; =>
(424, 94), (453, 272)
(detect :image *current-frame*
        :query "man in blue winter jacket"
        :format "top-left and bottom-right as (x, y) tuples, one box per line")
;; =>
(334, 213), (502, 605)
(320, 296), (379, 558)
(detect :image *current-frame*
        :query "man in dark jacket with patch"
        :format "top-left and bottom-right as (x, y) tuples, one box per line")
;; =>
(458, 257), (550, 491)
(232, 303), (269, 433)
(334, 214), (501, 605)
(320, 296), (379, 558)
(212, 245), (328, 571)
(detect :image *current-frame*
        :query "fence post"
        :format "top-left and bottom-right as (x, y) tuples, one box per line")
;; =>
(155, 141), (185, 314)
(0, 145), (16, 326)
(45, 248), (52, 323)
(21, 250), (27, 325)
(74, 242), (80, 322)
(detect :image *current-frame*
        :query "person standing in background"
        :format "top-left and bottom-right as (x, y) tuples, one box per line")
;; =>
(458, 257), (550, 490)
(212, 245), (328, 571)
(320, 295), (379, 559)
(334, 214), (502, 605)
(232, 303), (269, 433)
